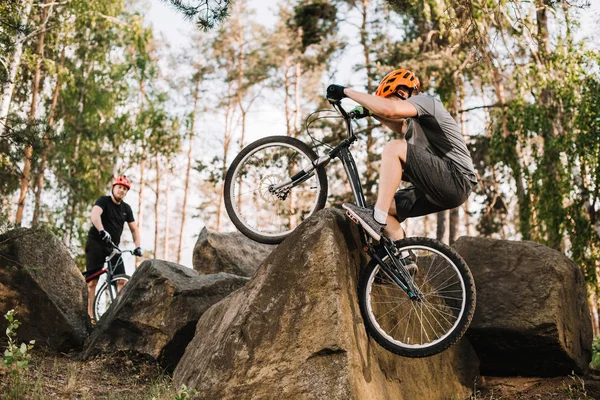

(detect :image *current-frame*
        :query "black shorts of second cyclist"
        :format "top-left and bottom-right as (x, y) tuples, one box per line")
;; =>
(394, 143), (474, 222)
(85, 238), (124, 280)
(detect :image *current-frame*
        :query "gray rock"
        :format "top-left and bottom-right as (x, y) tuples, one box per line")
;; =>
(174, 209), (479, 400)
(453, 236), (593, 376)
(84, 260), (248, 371)
(192, 227), (275, 277)
(0, 228), (90, 351)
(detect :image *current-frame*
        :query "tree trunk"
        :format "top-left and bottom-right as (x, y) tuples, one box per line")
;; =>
(436, 210), (446, 243)
(590, 290), (600, 338)
(359, 0), (377, 201)
(284, 57), (292, 137)
(16, 0), (50, 225)
(163, 170), (171, 260)
(63, 26), (91, 246)
(33, 43), (64, 225)
(216, 83), (235, 232)
(449, 207), (459, 244)
(154, 156), (161, 258)
(423, 214), (431, 237)
(0, 0), (34, 136)
(177, 78), (200, 264)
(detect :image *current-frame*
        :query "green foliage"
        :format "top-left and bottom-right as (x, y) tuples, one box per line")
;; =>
(172, 384), (198, 400)
(1, 309), (36, 398)
(161, 0), (232, 31)
(291, 0), (337, 51)
(591, 336), (600, 370)
(2, 309), (35, 375)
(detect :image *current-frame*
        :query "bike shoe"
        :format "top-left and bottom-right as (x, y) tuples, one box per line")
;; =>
(342, 203), (386, 241)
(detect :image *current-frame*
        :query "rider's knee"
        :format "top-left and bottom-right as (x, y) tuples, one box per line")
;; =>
(382, 140), (407, 161)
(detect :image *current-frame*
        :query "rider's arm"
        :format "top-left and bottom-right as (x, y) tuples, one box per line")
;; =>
(128, 221), (140, 248)
(344, 88), (418, 119)
(374, 116), (406, 135)
(91, 205), (105, 232)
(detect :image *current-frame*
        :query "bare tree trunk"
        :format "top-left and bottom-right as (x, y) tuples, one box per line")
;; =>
(590, 290), (600, 338)
(16, 0), (50, 225)
(216, 84), (235, 232)
(423, 214), (431, 237)
(154, 156), (161, 258)
(0, 0), (34, 136)
(63, 26), (91, 246)
(284, 58), (292, 137)
(449, 208), (459, 244)
(33, 43), (63, 225)
(436, 210), (447, 243)
(135, 78), (146, 267)
(163, 170), (170, 260)
(359, 0), (377, 200)
(177, 79), (200, 264)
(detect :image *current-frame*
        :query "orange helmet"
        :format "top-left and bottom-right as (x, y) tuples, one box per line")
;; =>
(375, 69), (420, 98)
(113, 175), (131, 190)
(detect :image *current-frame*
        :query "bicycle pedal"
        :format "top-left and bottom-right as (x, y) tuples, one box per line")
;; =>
(346, 211), (360, 225)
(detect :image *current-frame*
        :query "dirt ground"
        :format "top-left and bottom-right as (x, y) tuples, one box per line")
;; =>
(0, 347), (180, 399)
(1, 347), (600, 399)
(472, 373), (600, 400)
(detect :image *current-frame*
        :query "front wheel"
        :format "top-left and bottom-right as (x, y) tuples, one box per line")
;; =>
(93, 274), (130, 321)
(358, 237), (476, 357)
(224, 136), (328, 244)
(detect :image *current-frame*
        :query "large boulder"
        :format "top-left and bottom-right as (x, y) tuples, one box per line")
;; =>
(453, 236), (593, 376)
(0, 228), (90, 351)
(193, 227), (275, 277)
(174, 209), (479, 399)
(84, 260), (248, 371)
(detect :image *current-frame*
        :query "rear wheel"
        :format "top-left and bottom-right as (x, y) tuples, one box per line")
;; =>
(358, 237), (476, 357)
(224, 136), (328, 244)
(93, 274), (130, 321)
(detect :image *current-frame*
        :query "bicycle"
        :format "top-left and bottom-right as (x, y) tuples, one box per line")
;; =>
(223, 97), (476, 358)
(83, 241), (132, 322)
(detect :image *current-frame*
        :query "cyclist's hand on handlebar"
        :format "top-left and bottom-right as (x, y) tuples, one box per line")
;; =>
(133, 247), (143, 257)
(350, 106), (373, 119)
(99, 230), (112, 244)
(326, 84), (347, 101)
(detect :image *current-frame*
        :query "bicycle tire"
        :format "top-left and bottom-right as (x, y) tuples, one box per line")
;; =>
(224, 136), (328, 244)
(93, 274), (130, 321)
(358, 237), (476, 357)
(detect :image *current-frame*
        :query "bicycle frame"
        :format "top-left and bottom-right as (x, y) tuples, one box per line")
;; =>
(271, 101), (421, 299)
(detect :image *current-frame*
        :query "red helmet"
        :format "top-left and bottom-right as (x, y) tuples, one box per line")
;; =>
(375, 68), (420, 98)
(113, 175), (131, 190)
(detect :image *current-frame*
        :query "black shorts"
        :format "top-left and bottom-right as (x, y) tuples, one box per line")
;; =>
(85, 238), (124, 279)
(394, 143), (474, 222)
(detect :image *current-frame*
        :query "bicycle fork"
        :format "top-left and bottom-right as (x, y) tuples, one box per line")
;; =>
(369, 241), (422, 301)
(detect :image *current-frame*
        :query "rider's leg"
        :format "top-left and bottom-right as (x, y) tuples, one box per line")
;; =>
(374, 140), (408, 224)
(87, 279), (98, 318)
(384, 200), (405, 241)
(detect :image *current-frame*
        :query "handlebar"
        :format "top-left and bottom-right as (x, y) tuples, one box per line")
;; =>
(107, 240), (134, 254)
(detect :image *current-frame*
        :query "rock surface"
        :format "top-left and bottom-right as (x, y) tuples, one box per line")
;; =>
(453, 236), (593, 376)
(84, 260), (248, 371)
(0, 228), (90, 351)
(192, 227), (275, 277)
(175, 209), (479, 400)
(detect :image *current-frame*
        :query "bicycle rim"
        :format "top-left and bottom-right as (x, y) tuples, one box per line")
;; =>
(362, 244), (470, 353)
(227, 140), (325, 241)
(93, 275), (130, 321)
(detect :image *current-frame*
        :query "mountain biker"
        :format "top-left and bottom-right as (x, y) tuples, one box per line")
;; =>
(84, 175), (142, 321)
(326, 68), (477, 243)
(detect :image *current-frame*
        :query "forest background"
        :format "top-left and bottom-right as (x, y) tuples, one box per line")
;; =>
(1, 0), (599, 332)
